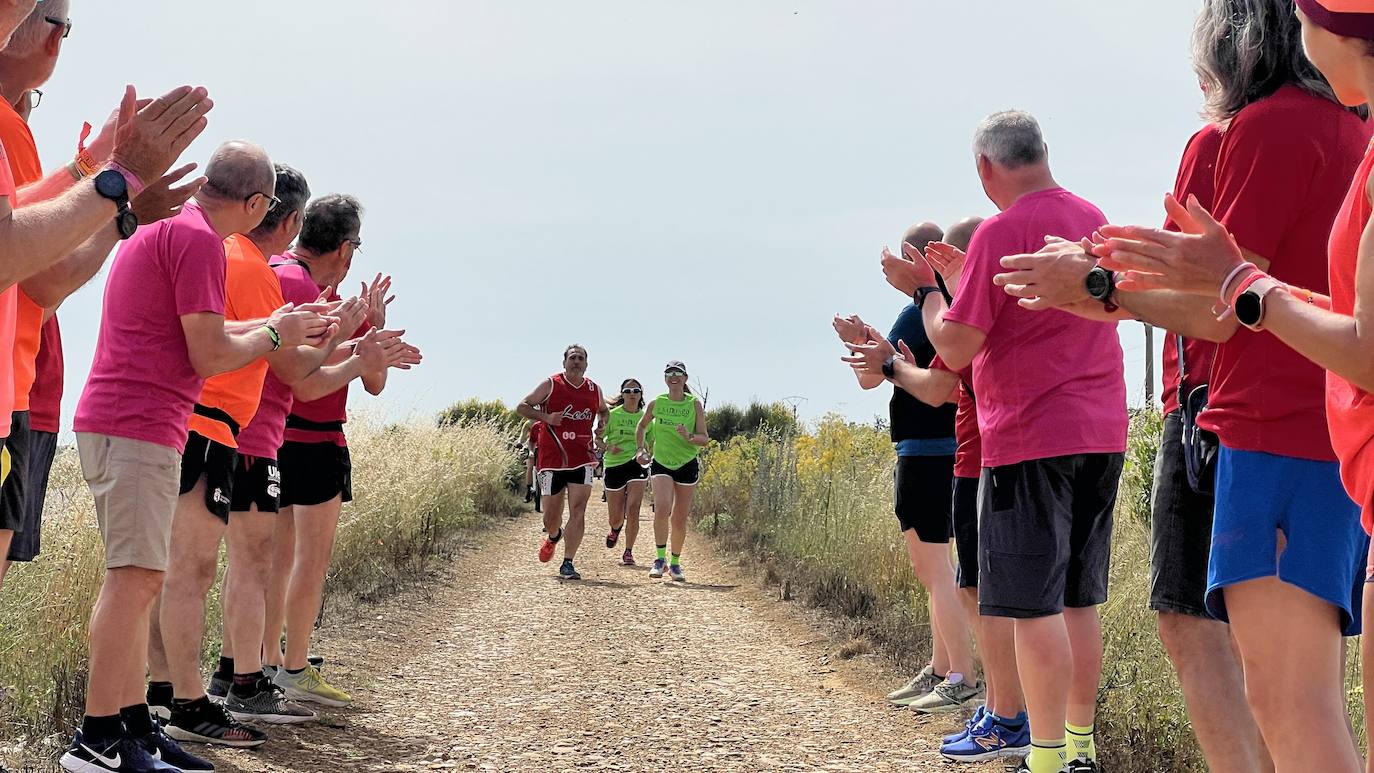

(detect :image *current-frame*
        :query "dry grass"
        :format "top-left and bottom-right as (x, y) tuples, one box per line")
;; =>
(0, 415), (520, 756)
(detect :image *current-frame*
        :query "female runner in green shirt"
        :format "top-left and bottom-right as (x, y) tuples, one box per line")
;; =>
(635, 361), (710, 581)
(602, 379), (649, 565)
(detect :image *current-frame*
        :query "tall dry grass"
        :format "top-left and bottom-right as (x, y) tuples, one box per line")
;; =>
(0, 415), (520, 758)
(697, 410), (1366, 773)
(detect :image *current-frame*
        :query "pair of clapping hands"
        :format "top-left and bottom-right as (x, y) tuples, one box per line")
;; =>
(272, 274), (422, 372)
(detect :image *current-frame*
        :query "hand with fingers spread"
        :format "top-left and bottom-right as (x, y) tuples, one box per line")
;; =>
(1094, 193), (1246, 296)
(993, 236), (1099, 311)
(268, 303), (336, 348)
(362, 273), (394, 329)
(327, 296), (368, 342)
(109, 84), (215, 188)
(881, 244), (932, 297)
(841, 324), (900, 378)
(130, 163), (205, 225)
(832, 313), (868, 345)
(923, 242), (967, 294)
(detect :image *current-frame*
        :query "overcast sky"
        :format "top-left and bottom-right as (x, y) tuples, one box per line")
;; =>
(30, 0), (1203, 430)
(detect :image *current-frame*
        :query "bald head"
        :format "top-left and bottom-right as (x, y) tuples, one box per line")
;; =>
(944, 217), (984, 252)
(902, 221), (944, 254)
(201, 141), (274, 203)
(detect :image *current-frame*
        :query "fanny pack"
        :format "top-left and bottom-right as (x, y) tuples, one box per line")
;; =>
(193, 403), (241, 438)
(1176, 334), (1218, 495)
(286, 414), (345, 433)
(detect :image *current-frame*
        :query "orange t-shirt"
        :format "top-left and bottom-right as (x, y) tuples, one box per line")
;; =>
(0, 100), (43, 420)
(185, 234), (285, 448)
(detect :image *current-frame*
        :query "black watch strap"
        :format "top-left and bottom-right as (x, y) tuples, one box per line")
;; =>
(881, 356), (896, 379)
(915, 285), (944, 309)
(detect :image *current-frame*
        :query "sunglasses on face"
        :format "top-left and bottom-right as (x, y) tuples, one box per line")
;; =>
(665, 370), (686, 378)
(622, 388), (642, 395)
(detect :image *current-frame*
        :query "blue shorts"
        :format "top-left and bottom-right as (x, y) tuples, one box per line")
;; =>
(1206, 445), (1369, 636)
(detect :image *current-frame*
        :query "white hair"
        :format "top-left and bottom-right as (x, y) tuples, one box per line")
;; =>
(972, 110), (1047, 169)
(4, 0), (68, 57)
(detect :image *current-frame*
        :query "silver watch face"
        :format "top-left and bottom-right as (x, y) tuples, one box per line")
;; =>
(1086, 269), (1111, 299)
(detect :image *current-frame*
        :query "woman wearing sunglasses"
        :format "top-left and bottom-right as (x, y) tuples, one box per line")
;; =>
(602, 379), (649, 565)
(635, 361), (710, 581)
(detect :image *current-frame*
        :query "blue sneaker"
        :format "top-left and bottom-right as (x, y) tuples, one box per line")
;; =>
(648, 558), (666, 578)
(940, 718), (1031, 763)
(943, 704), (987, 744)
(559, 559), (581, 580)
(668, 564), (686, 582)
(61, 729), (180, 772)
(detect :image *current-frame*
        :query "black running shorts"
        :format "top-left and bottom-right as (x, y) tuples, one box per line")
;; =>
(0, 410), (30, 533)
(180, 430), (238, 522)
(893, 455), (955, 543)
(604, 459), (649, 491)
(278, 441), (352, 507)
(952, 475), (980, 589)
(538, 466), (594, 497)
(230, 454), (281, 514)
(1149, 411), (1215, 618)
(650, 457), (700, 486)
(978, 452), (1124, 619)
(8, 424), (56, 562)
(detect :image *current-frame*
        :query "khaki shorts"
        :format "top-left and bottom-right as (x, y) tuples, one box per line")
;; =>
(76, 432), (181, 571)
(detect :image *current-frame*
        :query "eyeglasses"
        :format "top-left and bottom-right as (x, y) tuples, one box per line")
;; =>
(248, 192), (280, 211)
(45, 16), (71, 38)
(345, 237), (362, 250)
(621, 388), (642, 395)
(664, 370), (686, 378)
(26, 89), (41, 110)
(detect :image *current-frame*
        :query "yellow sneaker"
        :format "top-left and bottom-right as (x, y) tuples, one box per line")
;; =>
(271, 664), (352, 707)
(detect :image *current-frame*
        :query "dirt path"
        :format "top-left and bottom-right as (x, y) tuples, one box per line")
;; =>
(199, 498), (1000, 773)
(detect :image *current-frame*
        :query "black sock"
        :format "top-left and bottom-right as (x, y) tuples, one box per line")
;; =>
(119, 704), (154, 737)
(549, 529), (562, 544)
(171, 695), (210, 711)
(610, 525), (622, 534)
(231, 672), (260, 698)
(145, 681), (173, 707)
(214, 656), (235, 680)
(285, 667), (305, 675)
(81, 713), (124, 746)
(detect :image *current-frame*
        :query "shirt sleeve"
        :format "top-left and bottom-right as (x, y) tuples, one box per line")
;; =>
(942, 223), (1007, 334)
(1211, 106), (1321, 261)
(171, 231), (227, 317)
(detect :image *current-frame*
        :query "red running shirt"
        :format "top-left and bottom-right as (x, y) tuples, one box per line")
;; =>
(1326, 139), (1374, 533)
(534, 374), (602, 471)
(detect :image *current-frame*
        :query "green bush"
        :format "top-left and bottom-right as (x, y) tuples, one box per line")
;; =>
(706, 400), (799, 444)
(437, 397), (525, 433)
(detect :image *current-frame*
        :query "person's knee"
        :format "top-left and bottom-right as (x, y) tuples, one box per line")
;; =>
(105, 567), (167, 606)
(1157, 611), (1222, 671)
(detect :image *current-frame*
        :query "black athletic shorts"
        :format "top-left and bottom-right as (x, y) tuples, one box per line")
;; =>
(537, 466), (593, 496)
(8, 425), (56, 562)
(180, 430), (238, 522)
(0, 410), (30, 533)
(952, 475), (980, 589)
(978, 452), (1124, 619)
(893, 455), (955, 543)
(604, 459), (649, 491)
(650, 457), (700, 486)
(278, 441), (352, 507)
(230, 454), (281, 514)
(1149, 411), (1215, 618)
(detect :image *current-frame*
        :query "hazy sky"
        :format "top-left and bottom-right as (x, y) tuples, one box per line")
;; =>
(30, 1), (1203, 430)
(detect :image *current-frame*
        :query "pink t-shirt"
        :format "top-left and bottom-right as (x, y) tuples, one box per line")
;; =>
(943, 187), (1127, 467)
(73, 202), (226, 452)
(236, 256), (301, 459)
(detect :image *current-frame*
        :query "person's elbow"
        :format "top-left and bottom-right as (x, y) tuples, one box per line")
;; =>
(186, 348), (222, 379)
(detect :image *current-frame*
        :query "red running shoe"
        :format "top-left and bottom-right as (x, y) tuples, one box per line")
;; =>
(538, 537), (556, 563)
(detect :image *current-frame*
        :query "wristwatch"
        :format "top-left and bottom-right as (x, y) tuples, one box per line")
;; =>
(915, 285), (944, 310)
(881, 355), (897, 380)
(1084, 266), (1118, 311)
(1233, 276), (1287, 331)
(94, 169), (138, 240)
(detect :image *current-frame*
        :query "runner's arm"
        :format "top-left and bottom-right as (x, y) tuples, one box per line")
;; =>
(635, 401), (656, 457)
(889, 361), (959, 407)
(182, 308), (333, 378)
(515, 380), (557, 423)
(290, 357), (366, 402)
(689, 399), (710, 446)
(361, 359), (388, 396)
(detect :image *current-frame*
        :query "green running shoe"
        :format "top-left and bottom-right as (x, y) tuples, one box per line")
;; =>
(910, 677), (985, 714)
(272, 664), (352, 708)
(887, 664), (938, 705)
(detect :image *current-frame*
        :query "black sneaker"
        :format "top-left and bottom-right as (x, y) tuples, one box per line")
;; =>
(60, 729), (179, 772)
(206, 674), (230, 703)
(226, 678), (316, 724)
(1069, 760), (1102, 773)
(164, 697), (267, 748)
(141, 722), (215, 771)
(559, 559), (581, 580)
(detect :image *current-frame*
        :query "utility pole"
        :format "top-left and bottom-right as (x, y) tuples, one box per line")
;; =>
(1143, 323), (1155, 407)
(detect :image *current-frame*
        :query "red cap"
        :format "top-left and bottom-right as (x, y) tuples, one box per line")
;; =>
(1299, 0), (1374, 39)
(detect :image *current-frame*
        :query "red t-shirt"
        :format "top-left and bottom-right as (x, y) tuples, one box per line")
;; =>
(1201, 86), (1372, 461)
(28, 314), (61, 433)
(926, 355), (981, 478)
(1160, 124), (1223, 416)
(1326, 139), (1374, 532)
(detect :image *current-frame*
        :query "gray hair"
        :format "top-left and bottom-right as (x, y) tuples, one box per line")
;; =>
(4, 0), (68, 56)
(972, 110), (1047, 169)
(200, 140), (274, 202)
(1192, 0), (1345, 122)
(250, 164), (310, 237)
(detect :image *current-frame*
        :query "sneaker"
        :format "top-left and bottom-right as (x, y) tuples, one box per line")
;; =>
(887, 664), (938, 705)
(1014, 762), (1075, 773)
(910, 678), (985, 714)
(648, 558), (666, 578)
(141, 723), (215, 771)
(668, 564), (686, 582)
(940, 719), (1031, 763)
(226, 678), (317, 724)
(308, 655), (325, 670)
(206, 674), (230, 704)
(942, 704), (987, 744)
(1068, 760), (1102, 772)
(559, 559), (581, 580)
(164, 698), (268, 748)
(524, 487), (534, 503)
(621, 548), (635, 566)
(262, 665), (279, 679)
(538, 536), (557, 563)
(61, 730), (178, 772)
(272, 664), (352, 708)
(605, 527), (622, 548)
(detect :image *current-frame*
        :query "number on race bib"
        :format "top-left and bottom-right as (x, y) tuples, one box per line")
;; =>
(563, 431), (577, 440)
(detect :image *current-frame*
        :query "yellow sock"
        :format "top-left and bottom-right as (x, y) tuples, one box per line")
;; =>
(1066, 722), (1096, 762)
(1028, 739), (1067, 773)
